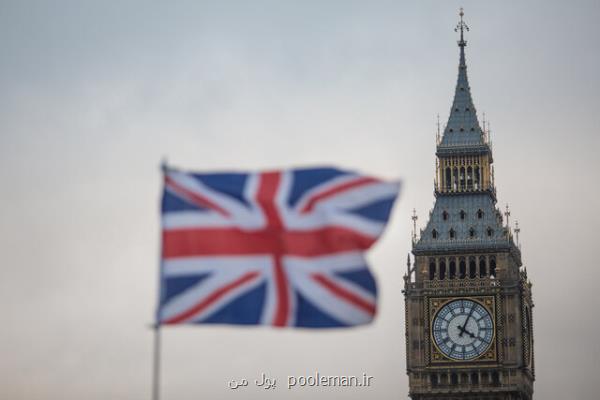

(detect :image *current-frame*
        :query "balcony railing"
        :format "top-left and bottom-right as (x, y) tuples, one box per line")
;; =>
(405, 276), (501, 290)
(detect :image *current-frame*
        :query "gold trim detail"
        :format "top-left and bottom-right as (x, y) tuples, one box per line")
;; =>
(429, 296), (497, 364)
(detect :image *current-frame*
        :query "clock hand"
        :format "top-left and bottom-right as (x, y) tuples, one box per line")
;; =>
(457, 325), (477, 339)
(459, 306), (475, 337)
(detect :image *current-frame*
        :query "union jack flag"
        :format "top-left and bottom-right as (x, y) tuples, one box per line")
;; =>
(158, 167), (400, 328)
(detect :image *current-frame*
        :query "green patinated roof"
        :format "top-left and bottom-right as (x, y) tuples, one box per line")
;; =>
(438, 39), (488, 152)
(414, 193), (511, 253)
(415, 28), (519, 257)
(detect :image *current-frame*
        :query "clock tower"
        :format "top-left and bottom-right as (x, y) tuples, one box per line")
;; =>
(404, 10), (535, 400)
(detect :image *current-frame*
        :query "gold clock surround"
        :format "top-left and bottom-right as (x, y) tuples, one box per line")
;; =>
(428, 296), (497, 365)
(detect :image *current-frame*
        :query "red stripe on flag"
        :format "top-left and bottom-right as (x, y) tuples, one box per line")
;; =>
(300, 177), (379, 214)
(311, 273), (376, 316)
(162, 227), (376, 259)
(256, 172), (289, 326)
(163, 271), (260, 324)
(271, 256), (289, 327)
(256, 172), (283, 228)
(165, 175), (230, 217)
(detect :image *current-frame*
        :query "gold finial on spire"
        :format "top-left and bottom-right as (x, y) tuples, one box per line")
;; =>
(411, 208), (418, 244)
(455, 7), (470, 47)
(504, 204), (511, 229)
(514, 220), (521, 247)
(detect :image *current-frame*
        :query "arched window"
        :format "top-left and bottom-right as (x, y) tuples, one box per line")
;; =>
(440, 373), (448, 385)
(432, 229), (438, 239)
(490, 257), (497, 278)
(479, 256), (487, 277)
(449, 258), (456, 279)
(460, 210), (466, 220)
(487, 227), (494, 237)
(467, 166), (473, 190)
(431, 374), (438, 387)
(453, 167), (458, 190)
(445, 167), (451, 190)
(471, 372), (479, 385)
(477, 209), (484, 219)
(491, 371), (500, 386)
(450, 373), (458, 385)
(469, 227), (475, 238)
(449, 228), (455, 239)
(469, 257), (477, 278)
(429, 260), (436, 280)
(459, 258), (466, 279)
(482, 371), (489, 384)
(442, 211), (449, 221)
(475, 166), (481, 189)
(439, 260), (447, 280)
(460, 167), (466, 191)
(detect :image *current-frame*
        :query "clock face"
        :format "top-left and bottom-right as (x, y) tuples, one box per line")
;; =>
(432, 299), (494, 361)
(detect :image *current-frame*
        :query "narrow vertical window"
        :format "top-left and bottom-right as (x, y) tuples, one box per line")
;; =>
(450, 373), (458, 385)
(482, 371), (489, 384)
(431, 374), (438, 387)
(429, 260), (436, 280)
(459, 258), (466, 279)
(469, 257), (477, 278)
(453, 167), (458, 190)
(490, 256), (497, 278)
(467, 166), (473, 190)
(440, 373), (448, 385)
(449, 259), (456, 279)
(479, 256), (487, 277)
(491, 371), (500, 385)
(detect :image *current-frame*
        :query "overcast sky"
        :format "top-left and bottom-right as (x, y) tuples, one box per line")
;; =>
(1, 1), (599, 399)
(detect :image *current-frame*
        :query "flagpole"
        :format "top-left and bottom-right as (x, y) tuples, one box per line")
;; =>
(152, 159), (168, 400)
(152, 323), (162, 400)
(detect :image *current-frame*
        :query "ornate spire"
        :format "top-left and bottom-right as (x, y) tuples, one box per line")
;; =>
(438, 8), (486, 150)
(411, 208), (418, 244)
(455, 7), (469, 48)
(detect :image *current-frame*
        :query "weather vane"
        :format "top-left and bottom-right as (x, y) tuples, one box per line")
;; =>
(455, 7), (470, 47)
